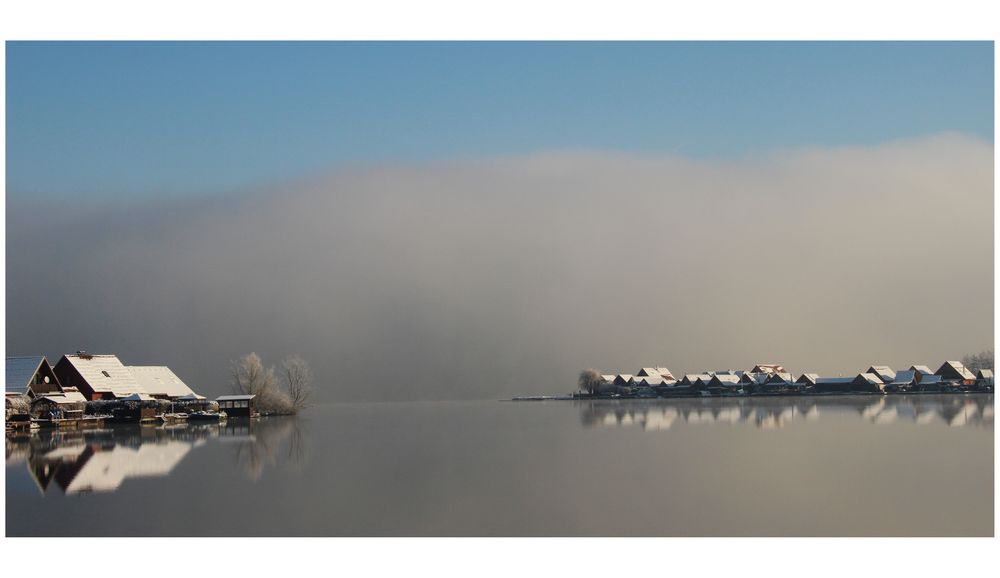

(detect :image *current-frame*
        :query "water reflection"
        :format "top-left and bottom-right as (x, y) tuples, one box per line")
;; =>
(578, 394), (994, 431)
(5, 417), (305, 495)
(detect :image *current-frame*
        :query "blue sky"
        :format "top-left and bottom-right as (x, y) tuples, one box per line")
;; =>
(6, 41), (994, 200)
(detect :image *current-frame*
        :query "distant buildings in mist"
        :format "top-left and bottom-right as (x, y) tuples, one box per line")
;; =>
(590, 360), (994, 397)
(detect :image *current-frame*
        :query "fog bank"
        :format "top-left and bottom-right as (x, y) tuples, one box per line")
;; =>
(6, 133), (993, 401)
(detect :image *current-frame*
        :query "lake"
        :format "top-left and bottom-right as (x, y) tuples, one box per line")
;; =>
(5, 394), (993, 536)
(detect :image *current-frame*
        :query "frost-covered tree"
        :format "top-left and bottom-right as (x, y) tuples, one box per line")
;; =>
(281, 355), (313, 410)
(961, 348), (994, 372)
(230, 352), (276, 397)
(578, 368), (606, 395)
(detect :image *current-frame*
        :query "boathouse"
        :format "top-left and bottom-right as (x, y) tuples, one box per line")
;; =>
(811, 376), (856, 393)
(914, 374), (943, 391)
(613, 374), (634, 387)
(976, 369), (993, 387)
(865, 366), (896, 384)
(53, 353), (143, 400)
(680, 374), (712, 385)
(708, 374), (741, 389)
(852, 373), (885, 393)
(796, 373), (819, 386)
(126, 366), (199, 399)
(636, 367), (674, 379)
(910, 365), (934, 378)
(885, 370), (917, 392)
(5, 356), (63, 398)
(216, 394), (257, 417)
(935, 361), (976, 384)
(31, 390), (87, 420)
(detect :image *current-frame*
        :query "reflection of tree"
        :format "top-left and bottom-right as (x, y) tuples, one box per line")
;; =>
(576, 394), (993, 432)
(229, 417), (306, 481)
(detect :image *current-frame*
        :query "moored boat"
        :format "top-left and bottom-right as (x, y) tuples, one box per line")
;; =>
(188, 410), (227, 422)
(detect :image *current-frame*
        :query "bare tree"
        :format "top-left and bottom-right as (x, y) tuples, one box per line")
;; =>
(280, 355), (313, 410)
(230, 352), (276, 396)
(578, 368), (606, 395)
(962, 348), (994, 372)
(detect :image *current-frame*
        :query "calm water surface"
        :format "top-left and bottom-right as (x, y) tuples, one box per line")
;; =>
(5, 395), (993, 536)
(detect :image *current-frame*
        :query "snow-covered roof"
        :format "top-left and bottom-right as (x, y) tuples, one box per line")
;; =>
(910, 365), (933, 375)
(59, 354), (142, 397)
(35, 391), (88, 404)
(752, 364), (786, 374)
(119, 392), (156, 401)
(855, 373), (884, 385)
(937, 361), (976, 380)
(866, 366), (896, 382)
(216, 394), (256, 402)
(710, 374), (741, 385)
(127, 366), (197, 398)
(890, 370), (916, 385)
(796, 373), (819, 384)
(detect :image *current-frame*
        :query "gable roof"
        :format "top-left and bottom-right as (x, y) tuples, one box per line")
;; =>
(854, 373), (884, 386)
(751, 364), (786, 375)
(765, 372), (794, 384)
(126, 366), (197, 398)
(889, 370), (916, 385)
(936, 361), (976, 381)
(866, 366), (896, 383)
(6, 356), (46, 392)
(976, 369), (993, 380)
(709, 374), (741, 386)
(57, 354), (142, 397)
(652, 367), (675, 379)
(910, 365), (933, 375)
(796, 373), (819, 384)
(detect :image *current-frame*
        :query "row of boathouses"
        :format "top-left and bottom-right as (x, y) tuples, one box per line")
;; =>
(592, 361), (994, 397)
(5, 352), (258, 426)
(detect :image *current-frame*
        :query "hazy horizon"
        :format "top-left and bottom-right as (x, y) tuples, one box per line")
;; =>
(6, 133), (993, 402)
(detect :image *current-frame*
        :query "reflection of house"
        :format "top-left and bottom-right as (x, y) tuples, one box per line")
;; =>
(53, 354), (143, 400)
(126, 366), (200, 399)
(69, 442), (192, 494)
(935, 361), (976, 384)
(216, 394), (257, 417)
(5, 356), (63, 398)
